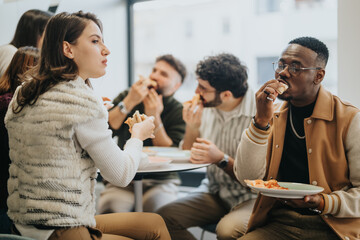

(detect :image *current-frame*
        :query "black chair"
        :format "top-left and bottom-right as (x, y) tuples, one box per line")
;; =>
(200, 223), (217, 240)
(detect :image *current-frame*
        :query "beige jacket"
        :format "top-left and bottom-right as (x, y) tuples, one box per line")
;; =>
(235, 86), (360, 240)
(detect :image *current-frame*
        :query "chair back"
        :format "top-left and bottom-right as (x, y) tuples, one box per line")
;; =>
(0, 234), (36, 240)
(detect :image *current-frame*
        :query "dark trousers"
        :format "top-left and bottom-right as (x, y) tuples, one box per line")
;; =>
(0, 209), (12, 234)
(239, 208), (340, 240)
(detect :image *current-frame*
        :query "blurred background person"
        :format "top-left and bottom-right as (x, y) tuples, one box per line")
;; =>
(0, 46), (40, 234)
(0, 9), (53, 77)
(98, 54), (187, 213)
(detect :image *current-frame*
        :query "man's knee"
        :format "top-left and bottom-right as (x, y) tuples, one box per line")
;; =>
(144, 212), (168, 226)
(157, 204), (184, 231)
(156, 205), (171, 222)
(216, 217), (247, 240)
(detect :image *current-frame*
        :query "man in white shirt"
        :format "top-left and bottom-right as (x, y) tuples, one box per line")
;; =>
(157, 53), (257, 240)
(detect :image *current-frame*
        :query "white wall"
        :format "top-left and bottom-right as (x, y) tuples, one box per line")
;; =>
(0, 0), (129, 100)
(338, 0), (360, 108)
(1, 0), (359, 106)
(133, 0), (338, 102)
(56, 0), (128, 99)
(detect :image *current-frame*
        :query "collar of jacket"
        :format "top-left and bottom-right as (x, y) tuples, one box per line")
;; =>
(275, 85), (333, 122)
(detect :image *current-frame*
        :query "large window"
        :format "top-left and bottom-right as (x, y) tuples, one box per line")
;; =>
(257, 56), (278, 85)
(133, 0), (337, 102)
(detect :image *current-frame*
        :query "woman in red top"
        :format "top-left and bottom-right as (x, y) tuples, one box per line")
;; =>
(0, 46), (40, 234)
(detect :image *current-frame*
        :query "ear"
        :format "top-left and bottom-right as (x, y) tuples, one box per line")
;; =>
(173, 81), (181, 91)
(171, 75), (182, 93)
(314, 69), (325, 85)
(221, 90), (233, 100)
(63, 41), (74, 59)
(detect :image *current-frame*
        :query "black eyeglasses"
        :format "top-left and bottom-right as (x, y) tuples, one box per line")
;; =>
(272, 61), (321, 75)
(197, 83), (218, 94)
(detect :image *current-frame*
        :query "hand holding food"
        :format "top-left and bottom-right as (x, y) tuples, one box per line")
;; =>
(143, 88), (164, 117)
(125, 110), (155, 140)
(183, 94), (202, 107)
(183, 94), (203, 129)
(125, 110), (148, 133)
(191, 93), (201, 106)
(263, 80), (289, 101)
(254, 79), (289, 128)
(126, 78), (150, 107)
(274, 81), (289, 95)
(139, 75), (157, 89)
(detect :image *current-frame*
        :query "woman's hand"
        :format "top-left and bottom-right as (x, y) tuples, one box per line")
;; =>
(131, 116), (155, 141)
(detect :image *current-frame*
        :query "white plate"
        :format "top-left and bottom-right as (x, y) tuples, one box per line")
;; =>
(144, 147), (180, 152)
(157, 151), (190, 160)
(138, 156), (172, 170)
(246, 181), (324, 199)
(143, 147), (190, 161)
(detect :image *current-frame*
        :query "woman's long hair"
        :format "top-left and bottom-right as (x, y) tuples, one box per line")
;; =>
(10, 9), (53, 48)
(13, 11), (102, 113)
(0, 46), (39, 95)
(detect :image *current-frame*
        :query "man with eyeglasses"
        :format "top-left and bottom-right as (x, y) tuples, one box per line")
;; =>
(235, 37), (360, 239)
(157, 53), (257, 240)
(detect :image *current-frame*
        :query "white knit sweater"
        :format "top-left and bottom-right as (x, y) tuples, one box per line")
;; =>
(5, 77), (145, 228)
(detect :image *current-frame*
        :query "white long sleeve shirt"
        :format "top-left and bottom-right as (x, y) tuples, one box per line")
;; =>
(75, 118), (147, 187)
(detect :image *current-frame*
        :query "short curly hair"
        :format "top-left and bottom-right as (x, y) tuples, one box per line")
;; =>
(195, 53), (248, 98)
(289, 37), (329, 66)
(156, 54), (187, 83)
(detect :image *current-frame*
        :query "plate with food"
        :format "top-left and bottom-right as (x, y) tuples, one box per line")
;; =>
(142, 147), (157, 156)
(245, 179), (324, 199)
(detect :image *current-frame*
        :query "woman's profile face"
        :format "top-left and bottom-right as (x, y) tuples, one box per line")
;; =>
(68, 20), (110, 80)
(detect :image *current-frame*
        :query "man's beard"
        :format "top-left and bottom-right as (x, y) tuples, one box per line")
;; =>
(277, 94), (292, 102)
(203, 92), (222, 107)
(149, 86), (162, 95)
(155, 88), (162, 95)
